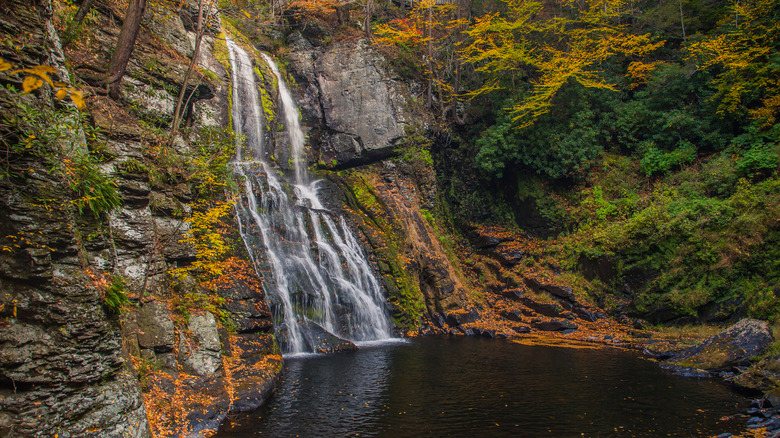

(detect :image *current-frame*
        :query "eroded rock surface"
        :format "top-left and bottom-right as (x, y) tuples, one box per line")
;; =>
(668, 319), (774, 370)
(286, 34), (410, 167)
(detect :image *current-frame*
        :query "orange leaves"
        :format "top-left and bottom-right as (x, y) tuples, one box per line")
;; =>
(1, 59), (86, 109)
(287, 0), (342, 23)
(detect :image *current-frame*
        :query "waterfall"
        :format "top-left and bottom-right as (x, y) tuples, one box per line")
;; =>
(226, 38), (393, 355)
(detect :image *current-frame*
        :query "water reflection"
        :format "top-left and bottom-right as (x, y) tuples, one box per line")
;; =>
(217, 337), (748, 437)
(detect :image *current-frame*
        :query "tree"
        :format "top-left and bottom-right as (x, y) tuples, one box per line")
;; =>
(374, 0), (466, 119)
(170, 0), (214, 139)
(107, 0), (147, 100)
(687, 0), (780, 128)
(459, 0), (664, 127)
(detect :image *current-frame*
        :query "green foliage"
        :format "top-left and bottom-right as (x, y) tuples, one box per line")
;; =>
(639, 142), (697, 176)
(395, 124), (433, 167)
(173, 291), (236, 331)
(68, 153), (122, 217)
(475, 86), (606, 178)
(103, 275), (130, 315)
(0, 84), (121, 217)
(378, 0), (780, 324)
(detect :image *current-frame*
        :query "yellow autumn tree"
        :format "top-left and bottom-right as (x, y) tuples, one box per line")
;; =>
(687, 0), (780, 127)
(172, 200), (235, 279)
(374, 0), (467, 119)
(460, 0), (663, 127)
(0, 59), (85, 108)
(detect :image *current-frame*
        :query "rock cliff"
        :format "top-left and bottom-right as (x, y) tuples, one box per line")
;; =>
(0, 0), (279, 436)
(285, 33), (410, 167)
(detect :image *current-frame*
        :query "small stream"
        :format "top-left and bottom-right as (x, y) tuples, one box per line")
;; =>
(217, 336), (748, 437)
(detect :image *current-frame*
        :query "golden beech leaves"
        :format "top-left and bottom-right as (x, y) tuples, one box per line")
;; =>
(686, 0), (780, 126)
(374, 0), (467, 113)
(172, 200), (235, 280)
(22, 76), (44, 93)
(460, 0), (664, 127)
(1, 58), (85, 109)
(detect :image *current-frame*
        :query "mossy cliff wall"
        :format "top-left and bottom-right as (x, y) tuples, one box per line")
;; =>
(0, 1), (281, 436)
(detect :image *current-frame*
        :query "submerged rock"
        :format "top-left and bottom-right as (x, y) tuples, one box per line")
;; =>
(276, 320), (358, 354)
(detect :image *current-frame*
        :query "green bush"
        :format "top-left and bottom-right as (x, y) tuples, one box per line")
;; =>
(104, 275), (130, 315)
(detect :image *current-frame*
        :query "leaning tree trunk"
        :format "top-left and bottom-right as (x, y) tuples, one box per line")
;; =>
(170, 0), (210, 140)
(364, 0), (374, 38)
(73, 0), (96, 24)
(107, 0), (146, 100)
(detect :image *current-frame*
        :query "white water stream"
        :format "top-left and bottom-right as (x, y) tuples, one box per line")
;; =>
(227, 38), (392, 355)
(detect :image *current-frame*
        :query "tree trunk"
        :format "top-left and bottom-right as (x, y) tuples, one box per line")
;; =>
(679, 0), (687, 44)
(73, 0), (96, 24)
(364, 0), (374, 38)
(107, 0), (147, 100)
(426, 2), (433, 109)
(170, 0), (209, 139)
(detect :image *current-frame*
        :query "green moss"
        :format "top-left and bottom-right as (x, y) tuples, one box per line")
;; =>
(251, 63), (277, 126)
(341, 173), (425, 331)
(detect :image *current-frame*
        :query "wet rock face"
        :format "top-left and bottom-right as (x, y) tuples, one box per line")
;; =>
(668, 319), (774, 370)
(286, 34), (409, 167)
(0, 1), (150, 436)
(179, 312), (222, 376)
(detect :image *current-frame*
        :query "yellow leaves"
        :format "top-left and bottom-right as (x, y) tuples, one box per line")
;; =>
(23, 75), (43, 92)
(69, 90), (85, 109)
(0, 58), (85, 109)
(626, 61), (664, 89)
(172, 200), (236, 280)
(460, 0), (664, 126)
(685, 0), (780, 126)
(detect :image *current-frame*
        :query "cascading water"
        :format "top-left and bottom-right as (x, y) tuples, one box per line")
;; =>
(226, 38), (393, 355)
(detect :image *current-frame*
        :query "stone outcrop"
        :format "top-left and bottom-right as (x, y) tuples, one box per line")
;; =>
(665, 319), (774, 370)
(0, 1), (149, 436)
(285, 33), (410, 167)
(0, 1), (280, 436)
(339, 163), (471, 325)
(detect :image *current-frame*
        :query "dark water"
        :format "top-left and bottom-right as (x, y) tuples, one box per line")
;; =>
(217, 336), (748, 437)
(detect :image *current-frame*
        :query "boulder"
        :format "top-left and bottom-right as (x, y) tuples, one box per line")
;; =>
(446, 308), (480, 326)
(137, 301), (175, 352)
(276, 320), (358, 354)
(500, 309), (523, 322)
(543, 284), (575, 300)
(512, 325), (531, 334)
(179, 312), (222, 376)
(501, 289), (525, 301)
(520, 296), (564, 318)
(669, 318), (774, 370)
